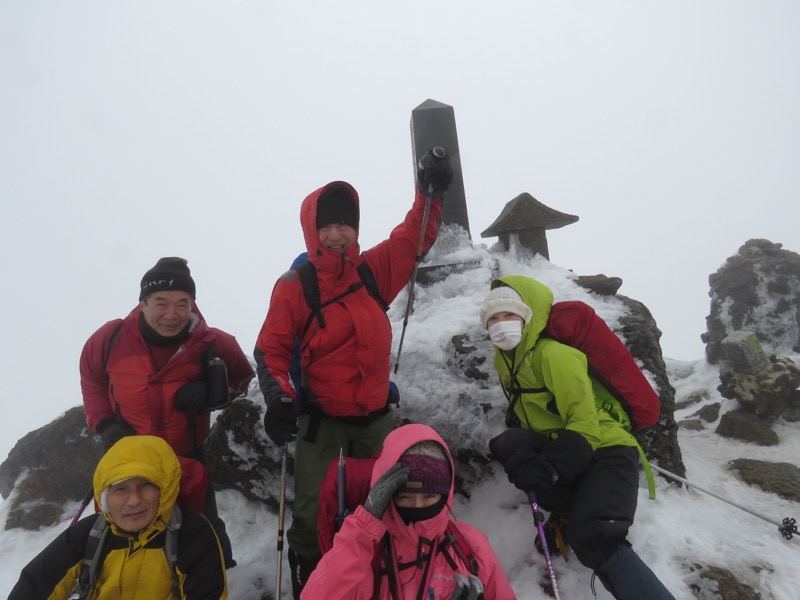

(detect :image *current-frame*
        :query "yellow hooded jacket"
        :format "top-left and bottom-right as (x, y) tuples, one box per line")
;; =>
(9, 435), (227, 600)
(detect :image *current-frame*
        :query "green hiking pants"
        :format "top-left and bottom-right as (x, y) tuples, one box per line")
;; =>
(287, 409), (395, 561)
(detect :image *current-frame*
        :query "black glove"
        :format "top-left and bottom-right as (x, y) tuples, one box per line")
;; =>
(539, 429), (594, 482)
(96, 418), (136, 451)
(263, 397), (299, 445)
(416, 147), (453, 195)
(503, 449), (559, 492)
(175, 381), (208, 415)
(364, 463), (409, 520)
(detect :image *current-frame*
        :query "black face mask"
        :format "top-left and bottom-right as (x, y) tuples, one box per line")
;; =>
(394, 496), (447, 525)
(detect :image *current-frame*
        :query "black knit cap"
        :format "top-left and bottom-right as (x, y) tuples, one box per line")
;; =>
(316, 185), (359, 231)
(139, 257), (196, 301)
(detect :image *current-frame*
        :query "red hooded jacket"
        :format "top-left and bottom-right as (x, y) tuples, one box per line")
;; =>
(80, 304), (254, 457)
(255, 182), (441, 417)
(301, 424), (517, 599)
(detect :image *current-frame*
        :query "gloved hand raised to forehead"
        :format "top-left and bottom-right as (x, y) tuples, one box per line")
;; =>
(364, 463), (409, 520)
(416, 147), (453, 195)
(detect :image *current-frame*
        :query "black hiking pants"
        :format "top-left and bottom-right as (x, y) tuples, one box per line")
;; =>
(491, 428), (639, 570)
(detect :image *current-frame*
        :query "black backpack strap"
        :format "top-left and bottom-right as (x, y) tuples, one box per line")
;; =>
(499, 346), (541, 427)
(297, 261), (364, 338)
(297, 259), (390, 339)
(74, 514), (111, 598)
(164, 507), (182, 596)
(373, 532), (400, 600)
(443, 521), (479, 576)
(296, 262), (322, 335)
(356, 261), (389, 312)
(102, 321), (124, 372)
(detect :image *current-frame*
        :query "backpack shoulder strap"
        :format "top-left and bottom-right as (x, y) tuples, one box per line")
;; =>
(296, 261), (323, 336)
(356, 261), (389, 312)
(296, 261), (321, 311)
(297, 261), (376, 338)
(75, 514), (111, 598)
(102, 321), (124, 372)
(372, 532), (400, 600)
(443, 521), (479, 576)
(164, 507), (182, 595)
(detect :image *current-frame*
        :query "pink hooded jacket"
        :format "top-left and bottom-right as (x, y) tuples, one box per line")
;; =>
(302, 424), (517, 600)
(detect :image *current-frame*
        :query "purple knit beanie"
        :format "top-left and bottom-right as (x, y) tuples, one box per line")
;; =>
(398, 441), (451, 496)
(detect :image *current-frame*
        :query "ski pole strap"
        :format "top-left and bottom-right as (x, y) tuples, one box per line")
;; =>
(635, 443), (656, 500)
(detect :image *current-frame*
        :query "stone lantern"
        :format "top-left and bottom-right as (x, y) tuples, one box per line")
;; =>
(481, 192), (578, 260)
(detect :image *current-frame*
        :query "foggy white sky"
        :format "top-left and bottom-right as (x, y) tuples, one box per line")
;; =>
(1, 1), (799, 461)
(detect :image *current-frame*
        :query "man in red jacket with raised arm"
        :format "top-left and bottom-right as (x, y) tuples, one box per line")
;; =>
(254, 149), (452, 599)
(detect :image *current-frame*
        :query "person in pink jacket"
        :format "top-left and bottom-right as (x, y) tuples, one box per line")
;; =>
(301, 424), (517, 600)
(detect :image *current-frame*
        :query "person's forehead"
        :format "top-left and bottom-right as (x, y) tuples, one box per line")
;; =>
(147, 291), (193, 303)
(111, 476), (157, 487)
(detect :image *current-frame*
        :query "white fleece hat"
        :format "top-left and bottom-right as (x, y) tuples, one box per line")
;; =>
(480, 285), (533, 329)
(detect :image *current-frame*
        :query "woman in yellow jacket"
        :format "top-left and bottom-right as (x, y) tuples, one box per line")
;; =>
(9, 435), (227, 599)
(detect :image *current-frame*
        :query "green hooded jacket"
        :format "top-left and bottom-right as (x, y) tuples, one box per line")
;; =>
(490, 275), (638, 451)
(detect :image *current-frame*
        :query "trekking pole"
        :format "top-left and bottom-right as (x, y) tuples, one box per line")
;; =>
(275, 434), (290, 597)
(188, 414), (198, 460)
(651, 464), (797, 540)
(336, 448), (347, 529)
(70, 487), (94, 526)
(527, 492), (562, 600)
(394, 146), (445, 374)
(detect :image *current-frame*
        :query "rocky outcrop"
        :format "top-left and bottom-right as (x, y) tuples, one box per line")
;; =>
(703, 239), (800, 364)
(718, 353), (800, 421)
(617, 295), (683, 476)
(0, 407), (103, 530)
(728, 459), (800, 503)
(685, 563), (763, 600)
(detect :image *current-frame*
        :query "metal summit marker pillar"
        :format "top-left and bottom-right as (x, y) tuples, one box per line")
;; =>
(410, 99), (471, 237)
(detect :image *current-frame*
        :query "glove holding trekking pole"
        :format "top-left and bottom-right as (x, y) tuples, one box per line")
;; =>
(263, 396), (300, 445)
(416, 147), (453, 197)
(364, 463), (409, 520)
(503, 449), (559, 492)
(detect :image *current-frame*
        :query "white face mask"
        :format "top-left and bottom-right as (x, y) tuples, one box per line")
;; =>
(488, 320), (523, 351)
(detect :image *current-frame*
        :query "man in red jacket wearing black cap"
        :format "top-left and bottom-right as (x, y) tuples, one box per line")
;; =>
(80, 256), (254, 568)
(254, 149), (453, 598)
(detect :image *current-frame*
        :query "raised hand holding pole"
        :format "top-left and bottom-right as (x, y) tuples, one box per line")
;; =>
(394, 146), (446, 374)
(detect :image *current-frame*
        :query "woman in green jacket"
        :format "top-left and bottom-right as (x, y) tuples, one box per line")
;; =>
(481, 276), (673, 600)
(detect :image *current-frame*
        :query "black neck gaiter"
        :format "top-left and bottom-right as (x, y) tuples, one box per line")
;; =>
(394, 496), (448, 525)
(139, 313), (192, 347)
